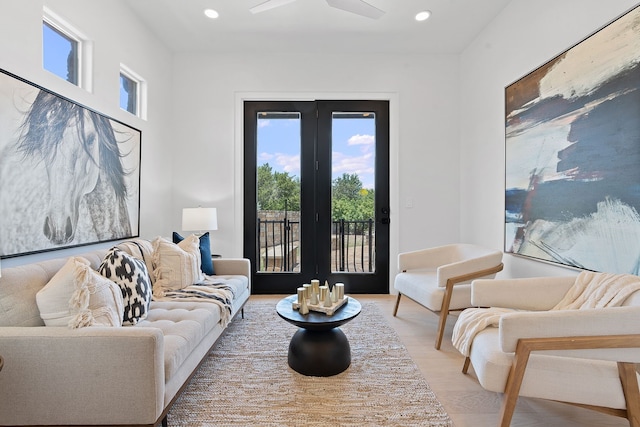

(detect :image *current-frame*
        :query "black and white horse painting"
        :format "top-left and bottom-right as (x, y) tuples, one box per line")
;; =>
(0, 72), (140, 257)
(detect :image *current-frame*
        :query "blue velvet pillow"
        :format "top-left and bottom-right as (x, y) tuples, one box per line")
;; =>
(172, 232), (215, 275)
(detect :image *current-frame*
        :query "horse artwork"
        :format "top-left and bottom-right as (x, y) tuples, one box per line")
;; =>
(0, 70), (140, 258)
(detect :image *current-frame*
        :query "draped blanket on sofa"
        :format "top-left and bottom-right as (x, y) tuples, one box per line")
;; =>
(157, 277), (235, 327)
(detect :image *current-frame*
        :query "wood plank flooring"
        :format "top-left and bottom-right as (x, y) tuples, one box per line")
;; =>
(250, 294), (629, 427)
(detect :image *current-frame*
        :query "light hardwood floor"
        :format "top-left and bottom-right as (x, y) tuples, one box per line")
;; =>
(250, 294), (629, 427)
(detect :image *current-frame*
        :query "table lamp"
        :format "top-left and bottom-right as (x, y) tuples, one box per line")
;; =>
(182, 207), (218, 235)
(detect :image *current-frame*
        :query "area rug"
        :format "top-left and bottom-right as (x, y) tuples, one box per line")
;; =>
(167, 300), (453, 426)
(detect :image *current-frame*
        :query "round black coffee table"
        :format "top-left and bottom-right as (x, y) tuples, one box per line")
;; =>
(276, 294), (361, 377)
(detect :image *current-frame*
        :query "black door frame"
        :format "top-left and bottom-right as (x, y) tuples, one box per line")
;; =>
(244, 100), (390, 294)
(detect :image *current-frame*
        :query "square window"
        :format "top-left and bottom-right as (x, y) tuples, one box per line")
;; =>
(43, 21), (78, 85)
(120, 73), (138, 115)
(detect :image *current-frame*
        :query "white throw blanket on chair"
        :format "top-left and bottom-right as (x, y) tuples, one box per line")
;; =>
(452, 271), (640, 356)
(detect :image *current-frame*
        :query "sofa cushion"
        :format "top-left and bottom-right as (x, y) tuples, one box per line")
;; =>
(36, 257), (124, 328)
(99, 248), (153, 325)
(152, 236), (204, 297)
(137, 301), (221, 382)
(173, 232), (215, 276)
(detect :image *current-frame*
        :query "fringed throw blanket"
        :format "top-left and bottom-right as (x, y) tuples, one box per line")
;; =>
(156, 277), (236, 327)
(452, 271), (640, 356)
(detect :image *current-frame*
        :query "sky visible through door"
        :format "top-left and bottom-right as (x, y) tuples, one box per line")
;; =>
(257, 114), (375, 189)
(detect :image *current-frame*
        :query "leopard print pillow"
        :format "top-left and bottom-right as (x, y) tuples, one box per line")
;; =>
(99, 247), (152, 325)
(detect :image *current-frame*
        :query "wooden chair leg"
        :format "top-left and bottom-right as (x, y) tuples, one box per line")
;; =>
(462, 356), (471, 374)
(435, 279), (455, 350)
(393, 293), (402, 316)
(498, 341), (531, 427)
(618, 362), (640, 427)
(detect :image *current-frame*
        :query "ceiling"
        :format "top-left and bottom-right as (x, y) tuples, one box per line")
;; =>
(122, 0), (513, 54)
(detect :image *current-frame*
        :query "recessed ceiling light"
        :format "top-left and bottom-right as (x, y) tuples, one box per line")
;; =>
(204, 9), (219, 19)
(415, 10), (431, 22)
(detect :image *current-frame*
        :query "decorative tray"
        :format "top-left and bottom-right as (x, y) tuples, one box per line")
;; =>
(292, 296), (348, 316)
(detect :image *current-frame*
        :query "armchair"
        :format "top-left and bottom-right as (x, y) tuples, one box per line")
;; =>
(459, 276), (640, 427)
(392, 243), (504, 349)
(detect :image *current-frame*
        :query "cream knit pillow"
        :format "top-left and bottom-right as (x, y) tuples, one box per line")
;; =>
(152, 235), (204, 297)
(36, 257), (124, 328)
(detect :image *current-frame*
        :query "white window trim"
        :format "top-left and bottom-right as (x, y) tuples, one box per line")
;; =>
(43, 6), (93, 92)
(120, 64), (147, 120)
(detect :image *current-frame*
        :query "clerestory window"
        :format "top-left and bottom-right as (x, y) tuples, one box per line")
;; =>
(42, 7), (91, 90)
(119, 65), (146, 118)
(43, 21), (78, 85)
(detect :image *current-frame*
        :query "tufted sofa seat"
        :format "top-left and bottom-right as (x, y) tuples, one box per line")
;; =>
(0, 241), (250, 427)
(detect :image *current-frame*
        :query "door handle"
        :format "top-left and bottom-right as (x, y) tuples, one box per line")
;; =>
(380, 217), (390, 224)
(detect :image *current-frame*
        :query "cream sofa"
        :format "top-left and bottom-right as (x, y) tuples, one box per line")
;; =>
(0, 241), (251, 426)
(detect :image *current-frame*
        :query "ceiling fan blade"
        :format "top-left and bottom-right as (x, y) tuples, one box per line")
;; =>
(325, 0), (385, 19)
(250, 0), (298, 14)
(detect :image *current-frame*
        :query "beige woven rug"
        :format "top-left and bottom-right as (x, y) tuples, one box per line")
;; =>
(167, 300), (452, 426)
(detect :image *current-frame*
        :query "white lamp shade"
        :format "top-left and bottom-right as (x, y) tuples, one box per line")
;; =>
(182, 207), (218, 231)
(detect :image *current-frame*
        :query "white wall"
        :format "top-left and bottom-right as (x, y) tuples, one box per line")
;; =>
(7, 0), (633, 284)
(169, 52), (462, 273)
(459, 0), (640, 278)
(0, 0), (174, 267)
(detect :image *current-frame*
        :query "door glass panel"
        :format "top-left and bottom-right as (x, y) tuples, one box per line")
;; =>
(331, 112), (376, 273)
(256, 112), (301, 273)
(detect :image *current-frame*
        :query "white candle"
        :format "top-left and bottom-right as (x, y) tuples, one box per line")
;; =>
(319, 285), (328, 302)
(311, 279), (320, 295)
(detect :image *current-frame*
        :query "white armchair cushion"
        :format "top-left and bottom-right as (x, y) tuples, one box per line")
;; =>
(471, 277), (575, 310)
(394, 269), (471, 311)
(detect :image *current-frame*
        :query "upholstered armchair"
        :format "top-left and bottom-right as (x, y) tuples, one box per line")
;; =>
(457, 275), (640, 427)
(392, 243), (504, 349)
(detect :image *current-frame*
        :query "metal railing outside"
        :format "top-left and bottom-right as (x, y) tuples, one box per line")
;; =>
(257, 216), (375, 273)
(332, 218), (375, 273)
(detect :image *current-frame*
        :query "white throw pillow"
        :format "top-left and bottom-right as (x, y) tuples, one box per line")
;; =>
(69, 259), (125, 328)
(36, 257), (124, 328)
(152, 235), (204, 297)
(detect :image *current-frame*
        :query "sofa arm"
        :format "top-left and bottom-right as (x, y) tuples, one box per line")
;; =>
(499, 306), (640, 361)
(213, 258), (251, 278)
(0, 326), (165, 426)
(471, 276), (575, 310)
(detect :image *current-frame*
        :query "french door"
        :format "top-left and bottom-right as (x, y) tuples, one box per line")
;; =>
(243, 100), (389, 294)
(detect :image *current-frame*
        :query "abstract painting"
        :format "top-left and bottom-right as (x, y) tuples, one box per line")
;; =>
(0, 69), (141, 258)
(505, 5), (640, 274)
